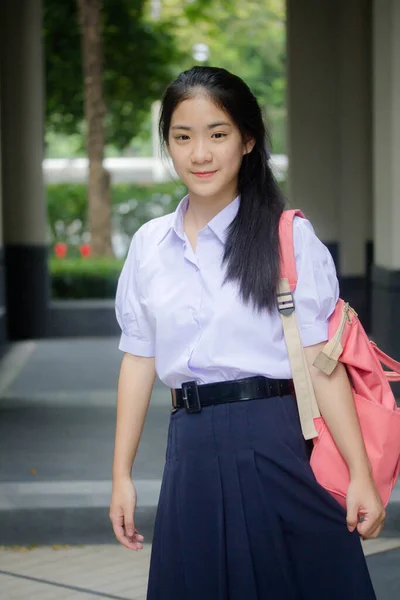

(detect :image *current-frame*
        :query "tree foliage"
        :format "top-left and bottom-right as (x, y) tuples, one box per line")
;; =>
(44, 0), (286, 154)
(160, 0), (286, 151)
(162, 0), (285, 105)
(44, 0), (182, 149)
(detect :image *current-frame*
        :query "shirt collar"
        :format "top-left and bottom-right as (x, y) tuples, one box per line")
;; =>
(207, 195), (240, 243)
(157, 195), (188, 246)
(157, 194), (240, 247)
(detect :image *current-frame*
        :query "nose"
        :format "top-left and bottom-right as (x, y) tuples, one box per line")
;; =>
(190, 139), (212, 164)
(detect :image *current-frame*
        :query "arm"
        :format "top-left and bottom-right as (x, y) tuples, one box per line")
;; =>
(110, 352), (156, 550)
(304, 342), (385, 538)
(112, 352), (156, 481)
(304, 343), (371, 478)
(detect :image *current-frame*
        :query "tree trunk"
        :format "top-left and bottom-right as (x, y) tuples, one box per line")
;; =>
(77, 0), (113, 257)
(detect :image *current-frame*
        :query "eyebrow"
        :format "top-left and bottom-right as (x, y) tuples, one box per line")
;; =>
(171, 121), (232, 130)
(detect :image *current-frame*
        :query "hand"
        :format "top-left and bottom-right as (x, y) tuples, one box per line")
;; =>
(110, 477), (144, 551)
(346, 473), (386, 540)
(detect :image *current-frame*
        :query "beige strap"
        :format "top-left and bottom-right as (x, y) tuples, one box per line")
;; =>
(278, 278), (320, 440)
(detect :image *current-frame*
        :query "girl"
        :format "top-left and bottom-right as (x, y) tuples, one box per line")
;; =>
(110, 66), (384, 599)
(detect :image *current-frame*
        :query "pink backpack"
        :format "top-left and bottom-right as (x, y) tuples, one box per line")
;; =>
(278, 209), (400, 507)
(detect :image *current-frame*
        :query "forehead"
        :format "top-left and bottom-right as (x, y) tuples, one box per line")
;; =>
(170, 94), (234, 128)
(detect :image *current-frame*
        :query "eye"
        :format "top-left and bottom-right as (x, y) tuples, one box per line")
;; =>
(175, 135), (190, 141)
(212, 132), (227, 139)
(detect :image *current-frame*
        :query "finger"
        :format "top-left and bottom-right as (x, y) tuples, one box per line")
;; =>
(346, 502), (359, 533)
(357, 513), (384, 539)
(134, 530), (145, 542)
(112, 522), (139, 550)
(111, 514), (142, 548)
(130, 528), (144, 547)
(119, 534), (143, 551)
(112, 522), (143, 550)
(125, 517), (135, 539)
(124, 527), (144, 547)
(359, 519), (384, 540)
(110, 508), (143, 548)
(357, 520), (375, 538)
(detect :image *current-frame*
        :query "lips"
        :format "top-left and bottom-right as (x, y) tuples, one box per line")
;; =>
(192, 170), (217, 179)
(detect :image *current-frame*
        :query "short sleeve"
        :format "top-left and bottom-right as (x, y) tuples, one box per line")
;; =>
(115, 230), (155, 357)
(292, 217), (339, 347)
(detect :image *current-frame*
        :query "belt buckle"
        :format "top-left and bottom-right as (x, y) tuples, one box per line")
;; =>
(182, 380), (202, 414)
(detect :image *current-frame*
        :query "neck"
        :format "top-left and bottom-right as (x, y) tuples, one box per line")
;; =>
(186, 185), (239, 231)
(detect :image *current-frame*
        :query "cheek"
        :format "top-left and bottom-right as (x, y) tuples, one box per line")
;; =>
(221, 143), (245, 169)
(168, 147), (186, 173)
(172, 159), (188, 182)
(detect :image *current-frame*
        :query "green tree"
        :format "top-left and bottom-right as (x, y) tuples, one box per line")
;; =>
(44, 0), (181, 255)
(160, 0), (286, 152)
(44, 0), (182, 149)
(76, 0), (113, 257)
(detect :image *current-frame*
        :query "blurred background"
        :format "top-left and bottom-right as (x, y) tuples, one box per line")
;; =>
(0, 0), (399, 599)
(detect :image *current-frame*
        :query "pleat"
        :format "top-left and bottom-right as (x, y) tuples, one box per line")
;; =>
(215, 403), (258, 600)
(176, 452), (228, 599)
(236, 447), (300, 600)
(253, 447), (376, 599)
(224, 398), (300, 599)
(149, 405), (229, 600)
(147, 460), (188, 600)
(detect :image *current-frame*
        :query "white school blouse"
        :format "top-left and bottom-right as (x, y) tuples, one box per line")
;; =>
(115, 196), (339, 389)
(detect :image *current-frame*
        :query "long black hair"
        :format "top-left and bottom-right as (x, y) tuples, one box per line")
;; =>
(159, 66), (285, 312)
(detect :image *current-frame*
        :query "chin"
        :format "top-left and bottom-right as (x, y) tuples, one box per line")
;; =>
(188, 180), (228, 198)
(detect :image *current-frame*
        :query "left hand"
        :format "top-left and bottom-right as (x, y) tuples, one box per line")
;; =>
(346, 473), (386, 539)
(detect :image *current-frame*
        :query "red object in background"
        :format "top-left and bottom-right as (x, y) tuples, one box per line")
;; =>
(54, 242), (68, 259)
(79, 243), (92, 258)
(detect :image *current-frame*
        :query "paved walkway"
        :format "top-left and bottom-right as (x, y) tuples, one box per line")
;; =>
(1, 540), (400, 600)
(0, 339), (399, 599)
(0, 544), (151, 600)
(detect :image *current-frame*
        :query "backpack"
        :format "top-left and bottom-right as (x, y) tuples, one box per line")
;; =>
(278, 209), (400, 508)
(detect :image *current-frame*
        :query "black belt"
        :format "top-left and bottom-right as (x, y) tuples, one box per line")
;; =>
(171, 376), (294, 414)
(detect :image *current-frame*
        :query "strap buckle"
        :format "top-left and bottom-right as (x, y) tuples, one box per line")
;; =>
(277, 290), (295, 315)
(182, 380), (202, 414)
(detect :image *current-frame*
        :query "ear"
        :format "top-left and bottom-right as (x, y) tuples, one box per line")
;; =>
(243, 137), (256, 156)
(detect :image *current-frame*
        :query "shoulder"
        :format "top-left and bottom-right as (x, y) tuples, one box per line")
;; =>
(292, 215), (333, 267)
(136, 211), (175, 244)
(139, 211), (175, 239)
(292, 214), (317, 248)
(128, 211), (175, 258)
(288, 215), (339, 341)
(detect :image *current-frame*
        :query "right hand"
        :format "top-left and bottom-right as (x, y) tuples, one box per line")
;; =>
(110, 477), (144, 551)
(346, 472), (386, 540)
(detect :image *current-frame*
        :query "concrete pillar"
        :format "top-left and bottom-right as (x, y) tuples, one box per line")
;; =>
(372, 0), (400, 358)
(0, 0), (49, 340)
(286, 0), (373, 327)
(336, 0), (373, 323)
(286, 0), (340, 244)
(0, 79), (6, 347)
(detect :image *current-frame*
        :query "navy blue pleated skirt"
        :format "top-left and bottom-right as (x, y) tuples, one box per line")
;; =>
(147, 394), (376, 599)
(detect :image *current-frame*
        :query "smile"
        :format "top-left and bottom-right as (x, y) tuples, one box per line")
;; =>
(192, 171), (217, 179)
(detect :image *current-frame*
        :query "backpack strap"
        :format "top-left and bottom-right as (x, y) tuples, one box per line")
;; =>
(371, 342), (400, 382)
(278, 210), (320, 440)
(278, 209), (305, 292)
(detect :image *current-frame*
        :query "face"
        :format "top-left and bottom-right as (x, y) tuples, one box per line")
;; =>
(167, 93), (254, 204)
